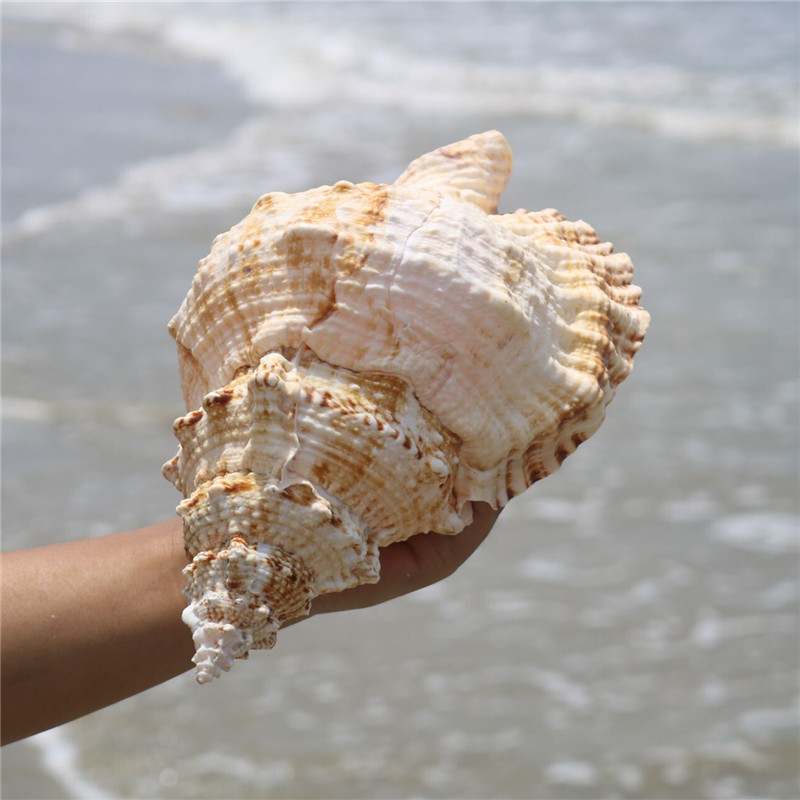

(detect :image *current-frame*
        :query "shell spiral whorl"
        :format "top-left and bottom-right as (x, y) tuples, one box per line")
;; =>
(163, 131), (650, 683)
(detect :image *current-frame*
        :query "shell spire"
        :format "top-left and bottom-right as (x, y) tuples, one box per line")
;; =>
(164, 131), (649, 682)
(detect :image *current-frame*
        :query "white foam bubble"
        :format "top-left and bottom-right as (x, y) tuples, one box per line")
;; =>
(661, 492), (719, 523)
(1, 395), (53, 423)
(613, 763), (644, 793)
(533, 670), (592, 711)
(708, 512), (800, 555)
(758, 580), (799, 610)
(485, 590), (535, 616)
(737, 705), (800, 746)
(405, 581), (448, 603)
(525, 496), (578, 523)
(545, 759), (598, 787)
(690, 608), (797, 649)
(520, 556), (630, 590)
(519, 557), (572, 583)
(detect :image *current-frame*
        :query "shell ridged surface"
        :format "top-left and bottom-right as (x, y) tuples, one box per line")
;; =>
(163, 131), (649, 683)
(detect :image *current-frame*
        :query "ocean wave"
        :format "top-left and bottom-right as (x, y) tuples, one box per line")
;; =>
(27, 727), (116, 800)
(1, 395), (174, 429)
(2, 115), (316, 238)
(7, 2), (798, 148)
(4, 3), (796, 241)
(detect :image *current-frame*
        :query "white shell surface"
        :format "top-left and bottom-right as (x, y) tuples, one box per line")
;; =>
(164, 130), (649, 682)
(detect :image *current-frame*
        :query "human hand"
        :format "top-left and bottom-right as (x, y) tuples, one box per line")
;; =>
(305, 502), (500, 617)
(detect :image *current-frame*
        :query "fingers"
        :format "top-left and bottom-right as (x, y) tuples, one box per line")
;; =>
(306, 502), (500, 616)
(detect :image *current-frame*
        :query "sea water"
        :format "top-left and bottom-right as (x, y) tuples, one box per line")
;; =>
(2, 3), (798, 798)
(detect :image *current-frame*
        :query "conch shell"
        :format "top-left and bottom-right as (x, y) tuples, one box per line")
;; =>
(163, 131), (649, 683)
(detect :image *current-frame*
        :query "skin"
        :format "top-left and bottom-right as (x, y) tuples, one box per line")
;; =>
(0, 503), (498, 745)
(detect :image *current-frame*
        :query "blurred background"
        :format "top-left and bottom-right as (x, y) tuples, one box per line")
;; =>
(2, 2), (798, 798)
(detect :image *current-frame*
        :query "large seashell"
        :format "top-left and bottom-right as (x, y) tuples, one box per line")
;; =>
(163, 131), (649, 683)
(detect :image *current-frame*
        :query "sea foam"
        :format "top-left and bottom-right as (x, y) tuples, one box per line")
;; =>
(708, 512), (800, 555)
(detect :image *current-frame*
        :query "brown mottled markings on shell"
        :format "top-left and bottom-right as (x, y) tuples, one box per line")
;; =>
(280, 482), (317, 507)
(352, 371), (408, 416)
(520, 209), (566, 225)
(198, 605), (227, 624)
(521, 431), (567, 485)
(252, 194), (274, 213)
(289, 182), (389, 233)
(554, 226), (601, 249)
(225, 566), (248, 591)
(204, 388), (235, 407)
(438, 141), (471, 160)
(268, 224), (339, 330)
(221, 275), (250, 354)
(181, 482), (209, 509)
(308, 457), (336, 494)
(332, 184), (390, 278)
(176, 341), (206, 412)
(360, 184), (390, 228)
(221, 475), (255, 494)
(306, 296), (338, 331)
(176, 409), (204, 429)
(523, 460), (548, 485)
(307, 430), (382, 504)
(329, 511), (344, 529)
(500, 243), (527, 287)
(554, 259), (606, 287)
(176, 184), (396, 408)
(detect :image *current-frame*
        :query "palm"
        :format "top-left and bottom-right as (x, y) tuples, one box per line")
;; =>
(308, 502), (499, 616)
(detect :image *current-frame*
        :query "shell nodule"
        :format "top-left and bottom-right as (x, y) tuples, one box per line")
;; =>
(164, 130), (650, 683)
